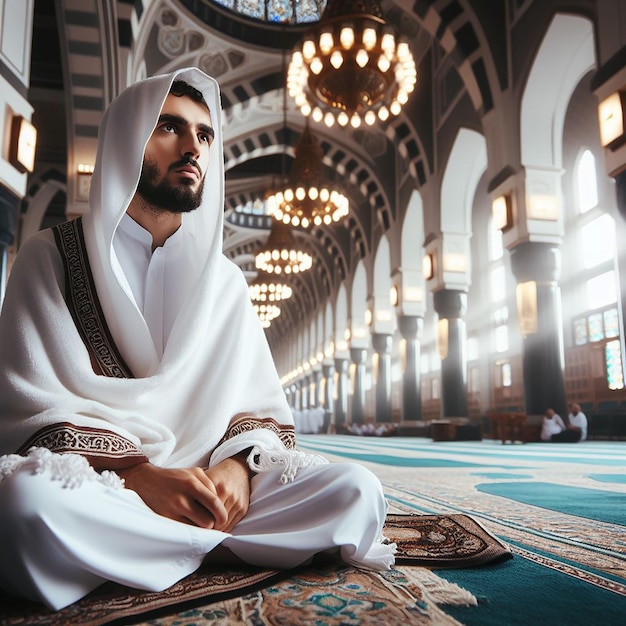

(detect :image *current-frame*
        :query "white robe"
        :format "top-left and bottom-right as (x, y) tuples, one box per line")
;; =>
(0, 67), (394, 610)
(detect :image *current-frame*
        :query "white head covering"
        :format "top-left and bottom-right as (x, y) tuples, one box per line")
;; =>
(0, 68), (295, 469)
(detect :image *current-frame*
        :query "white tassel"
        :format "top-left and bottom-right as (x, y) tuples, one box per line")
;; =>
(0, 447), (124, 490)
(247, 446), (328, 483)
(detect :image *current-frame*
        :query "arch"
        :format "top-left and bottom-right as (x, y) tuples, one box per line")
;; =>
(350, 260), (368, 347)
(441, 128), (487, 236)
(401, 190), (425, 270)
(521, 14), (595, 168)
(335, 283), (348, 355)
(20, 178), (67, 245)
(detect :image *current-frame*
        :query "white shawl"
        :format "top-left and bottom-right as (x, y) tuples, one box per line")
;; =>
(0, 68), (308, 476)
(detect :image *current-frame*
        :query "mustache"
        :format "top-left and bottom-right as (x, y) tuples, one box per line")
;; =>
(170, 155), (202, 177)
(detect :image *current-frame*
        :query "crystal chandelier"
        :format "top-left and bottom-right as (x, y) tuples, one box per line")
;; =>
(266, 122), (349, 228)
(287, 0), (417, 128)
(254, 303), (281, 328)
(249, 270), (293, 302)
(255, 219), (313, 275)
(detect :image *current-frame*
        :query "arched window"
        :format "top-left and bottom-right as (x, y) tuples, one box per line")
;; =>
(576, 149), (598, 213)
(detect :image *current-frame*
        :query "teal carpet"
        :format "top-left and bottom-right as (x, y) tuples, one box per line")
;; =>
(300, 435), (626, 626)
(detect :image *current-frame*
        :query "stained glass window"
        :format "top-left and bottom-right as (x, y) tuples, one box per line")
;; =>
(212, 0), (325, 23)
(588, 312), (604, 342)
(574, 317), (588, 345)
(606, 339), (625, 390)
(603, 307), (619, 338)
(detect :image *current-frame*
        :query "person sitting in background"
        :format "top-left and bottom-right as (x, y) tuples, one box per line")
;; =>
(541, 408), (566, 441)
(564, 403), (588, 441)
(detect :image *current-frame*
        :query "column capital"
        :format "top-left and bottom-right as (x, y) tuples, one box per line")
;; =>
(371, 332), (392, 354)
(350, 347), (368, 364)
(397, 314), (423, 340)
(509, 241), (561, 282)
(433, 289), (467, 319)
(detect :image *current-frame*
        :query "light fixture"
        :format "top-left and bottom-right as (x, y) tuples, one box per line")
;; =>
(254, 303), (281, 328)
(389, 284), (399, 307)
(492, 194), (512, 231)
(422, 253), (434, 280)
(77, 163), (95, 201)
(266, 122), (349, 228)
(287, 0), (417, 128)
(255, 219), (313, 275)
(527, 194), (558, 221)
(249, 270), (293, 303)
(437, 318), (449, 360)
(516, 281), (538, 337)
(9, 115), (37, 173)
(598, 91), (626, 148)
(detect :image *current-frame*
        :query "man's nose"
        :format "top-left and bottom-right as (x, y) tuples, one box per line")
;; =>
(180, 131), (201, 157)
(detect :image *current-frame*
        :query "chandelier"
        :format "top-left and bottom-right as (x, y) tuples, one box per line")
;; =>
(255, 218), (313, 275)
(287, 0), (417, 128)
(249, 270), (293, 302)
(266, 122), (349, 228)
(254, 303), (281, 328)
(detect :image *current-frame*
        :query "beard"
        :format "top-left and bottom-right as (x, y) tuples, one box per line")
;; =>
(136, 158), (204, 213)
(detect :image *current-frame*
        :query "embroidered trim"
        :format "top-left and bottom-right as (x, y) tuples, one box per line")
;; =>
(52, 218), (134, 379)
(218, 415), (297, 450)
(16, 423), (147, 467)
(0, 447), (124, 489)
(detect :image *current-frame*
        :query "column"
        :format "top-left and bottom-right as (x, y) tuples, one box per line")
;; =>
(613, 171), (626, 370)
(322, 362), (335, 432)
(433, 289), (468, 418)
(350, 347), (367, 424)
(510, 242), (567, 416)
(334, 357), (349, 427)
(398, 315), (422, 421)
(372, 333), (392, 422)
(0, 244), (7, 306)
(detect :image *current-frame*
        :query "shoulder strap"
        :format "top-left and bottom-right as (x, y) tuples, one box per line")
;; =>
(52, 217), (134, 378)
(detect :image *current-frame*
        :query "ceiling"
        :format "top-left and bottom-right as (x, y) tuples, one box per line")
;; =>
(27, 0), (507, 345)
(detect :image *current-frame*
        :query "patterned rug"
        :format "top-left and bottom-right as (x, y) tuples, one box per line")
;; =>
(0, 513), (509, 626)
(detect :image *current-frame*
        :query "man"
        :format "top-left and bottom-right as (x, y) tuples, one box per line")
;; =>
(0, 68), (393, 610)
(540, 408), (566, 441)
(565, 403), (588, 441)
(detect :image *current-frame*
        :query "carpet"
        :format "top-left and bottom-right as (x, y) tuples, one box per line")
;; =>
(0, 513), (508, 626)
(300, 436), (626, 626)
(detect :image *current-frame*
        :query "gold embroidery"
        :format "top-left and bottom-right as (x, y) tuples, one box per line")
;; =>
(219, 415), (296, 449)
(53, 219), (134, 379)
(17, 422), (147, 461)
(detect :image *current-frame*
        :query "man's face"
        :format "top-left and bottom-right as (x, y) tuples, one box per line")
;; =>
(137, 92), (214, 213)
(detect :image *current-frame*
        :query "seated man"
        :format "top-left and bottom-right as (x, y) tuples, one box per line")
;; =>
(0, 68), (394, 611)
(541, 408), (566, 441)
(566, 403), (588, 441)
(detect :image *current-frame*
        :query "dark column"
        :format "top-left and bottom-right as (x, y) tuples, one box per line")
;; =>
(350, 347), (367, 424)
(433, 290), (468, 418)
(613, 171), (626, 378)
(372, 333), (392, 422)
(510, 242), (567, 417)
(334, 357), (349, 426)
(322, 362), (335, 432)
(398, 315), (422, 421)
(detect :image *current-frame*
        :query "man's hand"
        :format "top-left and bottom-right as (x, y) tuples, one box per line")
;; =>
(204, 452), (252, 532)
(118, 463), (230, 529)
(117, 452), (252, 532)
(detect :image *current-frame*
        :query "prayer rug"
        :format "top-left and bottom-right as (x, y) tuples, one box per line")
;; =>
(0, 513), (507, 626)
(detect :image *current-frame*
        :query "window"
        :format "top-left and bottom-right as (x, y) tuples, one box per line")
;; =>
(467, 336), (479, 361)
(576, 149), (598, 213)
(494, 306), (509, 353)
(586, 271), (617, 309)
(581, 214), (615, 269)
(489, 217), (503, 261)
(606, 340), (625, 390)
(491, 265), (506, 303)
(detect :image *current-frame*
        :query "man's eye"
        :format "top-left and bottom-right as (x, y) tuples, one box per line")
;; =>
(200, 133), (211, 144)
(163, 123), (177, 133)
